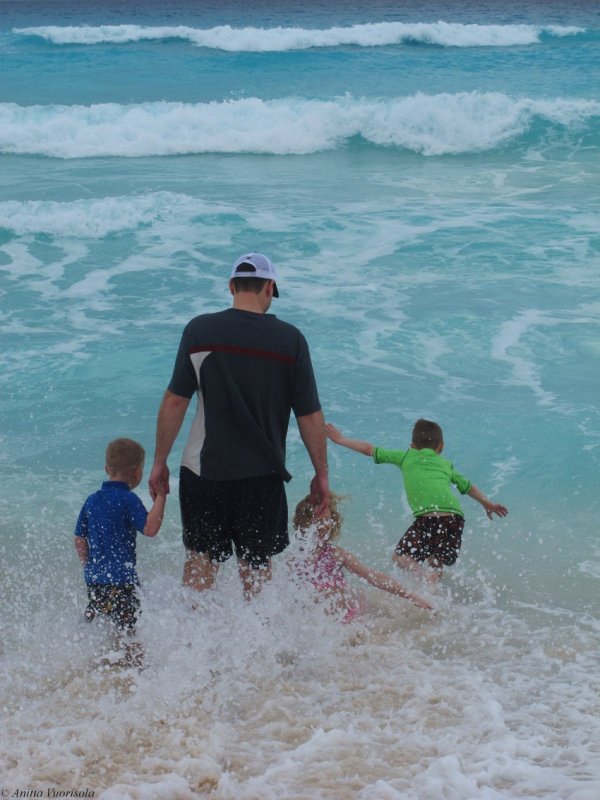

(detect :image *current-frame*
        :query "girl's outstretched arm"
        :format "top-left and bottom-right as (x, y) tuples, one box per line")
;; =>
(334, 547), (433, 611)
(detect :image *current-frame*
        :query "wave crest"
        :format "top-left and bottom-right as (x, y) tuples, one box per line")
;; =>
(13, 21), (585, 51)
(1, 93), (598, 159)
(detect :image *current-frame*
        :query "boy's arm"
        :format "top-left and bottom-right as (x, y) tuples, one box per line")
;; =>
(325, 423), (374, 457)
(335, 547), (433, 610)
(74, 536), (88, 565)
(143, 493), (167, 538)
(467, 485), (508, 520)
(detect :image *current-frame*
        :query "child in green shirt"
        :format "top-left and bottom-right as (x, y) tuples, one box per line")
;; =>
(326, 419), (508, 583)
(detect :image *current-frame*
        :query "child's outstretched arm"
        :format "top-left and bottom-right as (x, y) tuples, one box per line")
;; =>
(335, 547), (433, 610)
(468, 485), (508, 520)
(143, 493), (167, 538)
(326, 423), (374, 457)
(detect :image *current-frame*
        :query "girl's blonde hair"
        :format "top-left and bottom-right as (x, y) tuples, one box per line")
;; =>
(293, 493), (344, 541)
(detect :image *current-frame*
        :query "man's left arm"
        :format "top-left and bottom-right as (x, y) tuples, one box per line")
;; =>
(296, 409), (330, 517)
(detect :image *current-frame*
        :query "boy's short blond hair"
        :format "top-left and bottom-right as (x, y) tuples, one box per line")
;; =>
(293, 493), (344, 540)
(105, 438), (145, 475)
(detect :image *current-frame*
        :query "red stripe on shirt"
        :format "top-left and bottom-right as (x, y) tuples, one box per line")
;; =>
(189, 344), (295, 365)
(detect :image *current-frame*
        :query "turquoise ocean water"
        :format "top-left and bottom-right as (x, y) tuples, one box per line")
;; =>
(1, 1), (600, 797)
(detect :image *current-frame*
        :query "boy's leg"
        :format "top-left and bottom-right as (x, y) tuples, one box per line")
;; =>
(107, 586), (144, 668)
(393, 518), (433, 580)
(124, 638), (144, 669)
(392, 551), (431, 580)
(84, 599), (97, 622)
(425, 557), (444, 583)
(428, 515), (464, 579)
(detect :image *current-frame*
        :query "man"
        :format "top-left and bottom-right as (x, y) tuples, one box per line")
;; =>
(149, 252), (329, 598)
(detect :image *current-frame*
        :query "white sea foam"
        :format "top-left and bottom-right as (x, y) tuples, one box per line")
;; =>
(491, 307), (600, 413)
(1, 93), (598, 158)
(489, 456), (521, 496)
(0, 192), (207, 237)
(579, 560), (600, 579)
(13, 21), (585, 50)
(1, 549), (599, 800)
(491, 310), (561, 407)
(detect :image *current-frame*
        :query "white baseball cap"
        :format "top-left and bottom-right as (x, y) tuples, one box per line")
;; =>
(230, 252), (279, 298)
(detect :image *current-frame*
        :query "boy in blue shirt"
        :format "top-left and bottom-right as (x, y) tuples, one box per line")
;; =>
(74, 438), (166, 662)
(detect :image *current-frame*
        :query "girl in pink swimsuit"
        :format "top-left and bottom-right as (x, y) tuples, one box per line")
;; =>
(292, 495), (433, 622)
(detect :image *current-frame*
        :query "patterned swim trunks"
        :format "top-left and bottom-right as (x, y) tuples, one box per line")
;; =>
(85, 584), (140, 632)
(395, 514), (465, 567)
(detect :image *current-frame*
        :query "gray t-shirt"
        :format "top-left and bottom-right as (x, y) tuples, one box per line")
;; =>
(168, 308), (321, 482)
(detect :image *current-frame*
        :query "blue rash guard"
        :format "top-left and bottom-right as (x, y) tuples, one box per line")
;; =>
(74, 480), (148, 585)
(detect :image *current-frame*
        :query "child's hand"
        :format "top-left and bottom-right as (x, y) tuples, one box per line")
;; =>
(325, 423), (374, 457)
(485, 502), (508, 520)
(407, 592), (434, 611)
(325, 422), (344, 444)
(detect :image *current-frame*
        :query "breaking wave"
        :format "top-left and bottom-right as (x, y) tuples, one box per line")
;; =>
(1, 93), (598, 158)
(13, 21), (586, 51)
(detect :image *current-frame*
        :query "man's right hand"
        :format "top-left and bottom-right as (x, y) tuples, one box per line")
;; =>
(309, 473), (330, 518)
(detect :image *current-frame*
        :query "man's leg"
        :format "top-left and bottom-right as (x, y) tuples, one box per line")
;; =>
(183, 549), (220, 592)
(237, 557), (272, 601)
(232, 474), (287, 600)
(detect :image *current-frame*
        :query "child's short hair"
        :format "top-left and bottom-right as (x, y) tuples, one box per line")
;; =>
(412, 419), (443, 450)
(105, 438), (145, 475)
(293, 494), (344, 540)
